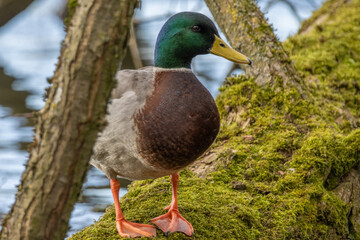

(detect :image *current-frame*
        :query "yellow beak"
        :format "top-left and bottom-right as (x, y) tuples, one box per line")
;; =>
(210, 35), (252, 65)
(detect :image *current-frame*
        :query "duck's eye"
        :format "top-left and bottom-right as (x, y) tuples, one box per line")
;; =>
(191, 25), (201, 32)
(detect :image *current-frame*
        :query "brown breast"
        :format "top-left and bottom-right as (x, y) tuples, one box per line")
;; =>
(133, 69), (220, 171)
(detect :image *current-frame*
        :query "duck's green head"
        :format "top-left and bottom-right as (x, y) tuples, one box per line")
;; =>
(154, 12), (251, 69)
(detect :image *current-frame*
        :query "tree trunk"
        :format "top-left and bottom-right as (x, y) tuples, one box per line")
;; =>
(0, 0), (137, 239)
(204, 0), (302, 88)
(0, 0), (33, 27)
(69, 0), (360, 239)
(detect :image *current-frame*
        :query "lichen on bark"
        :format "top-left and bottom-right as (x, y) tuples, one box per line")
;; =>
(69, 0), (360, 239)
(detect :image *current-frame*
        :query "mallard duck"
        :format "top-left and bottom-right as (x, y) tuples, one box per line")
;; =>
(91, 11), (251, 238)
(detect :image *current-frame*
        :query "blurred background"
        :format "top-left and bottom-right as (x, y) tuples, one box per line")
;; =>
(0, 0), (324, 237)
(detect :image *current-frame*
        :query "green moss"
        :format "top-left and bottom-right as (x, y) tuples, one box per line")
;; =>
(283, 0), (360, 130)
(69, 0), (360, 239)
(64, 0), (78, 29)
(70, 172), (263, 240)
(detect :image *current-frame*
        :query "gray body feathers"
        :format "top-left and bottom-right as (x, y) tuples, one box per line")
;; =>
(91, 67), (191, 180)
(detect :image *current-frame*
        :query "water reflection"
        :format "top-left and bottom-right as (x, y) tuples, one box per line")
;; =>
(0, 0), (323, 236)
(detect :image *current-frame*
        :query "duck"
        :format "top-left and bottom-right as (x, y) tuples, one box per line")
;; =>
(91, 11), (251, 238)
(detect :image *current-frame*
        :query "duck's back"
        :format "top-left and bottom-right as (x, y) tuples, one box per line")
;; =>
(91, 67), (219, 180)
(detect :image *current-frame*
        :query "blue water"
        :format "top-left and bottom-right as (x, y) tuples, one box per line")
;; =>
(0, 0), (323, 236)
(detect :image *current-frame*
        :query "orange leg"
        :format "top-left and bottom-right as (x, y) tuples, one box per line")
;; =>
(150, 173), (194, 236)
(111, 179), (156, 238)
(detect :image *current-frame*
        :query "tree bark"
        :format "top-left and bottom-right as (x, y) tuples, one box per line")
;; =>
(204, 0), (302, 88)
(0, 0), (137, 239)
(0, 0), (33, 27)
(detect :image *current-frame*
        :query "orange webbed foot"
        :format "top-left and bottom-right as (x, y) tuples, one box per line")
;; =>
(150, 208), (193, 236)
(116, 219), (156, 238)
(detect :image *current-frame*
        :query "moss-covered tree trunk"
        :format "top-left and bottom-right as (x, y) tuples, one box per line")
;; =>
(70, 0), (360, 239)
(0, 0), (137, 239)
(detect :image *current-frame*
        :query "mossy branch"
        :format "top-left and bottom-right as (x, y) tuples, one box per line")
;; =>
(298, 0), (350, 35)
(284, 0), (360, 128)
